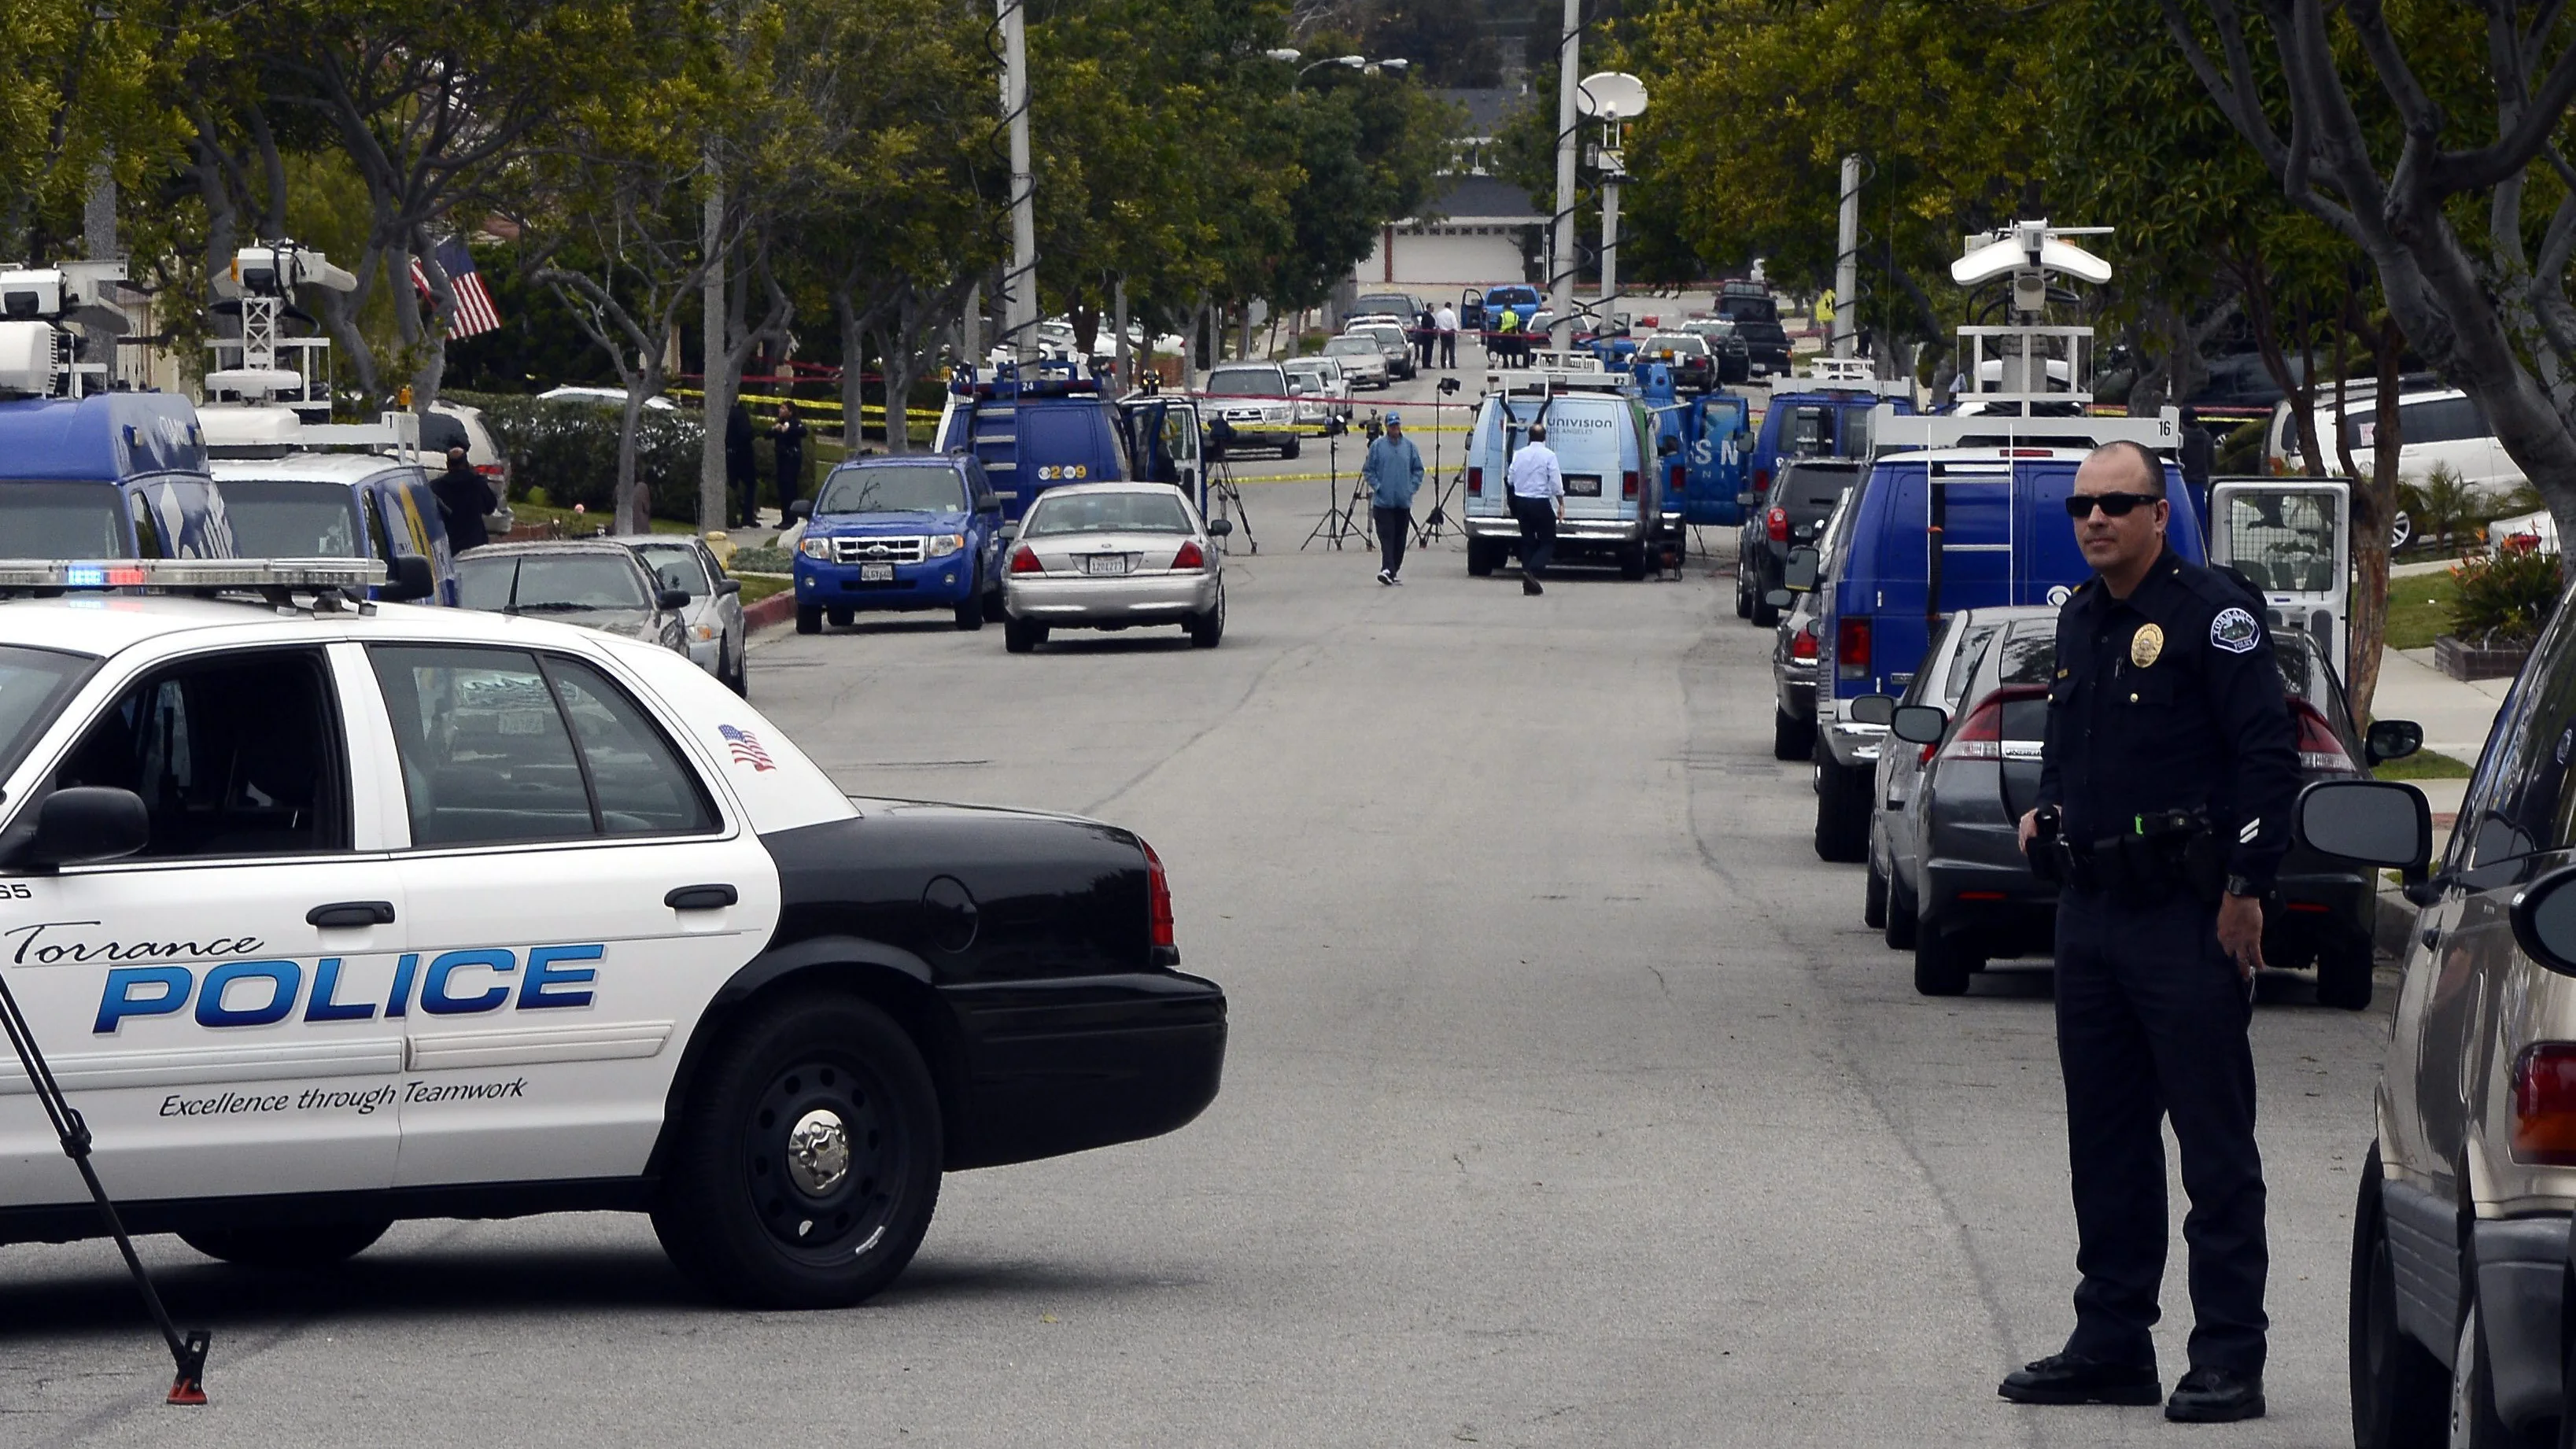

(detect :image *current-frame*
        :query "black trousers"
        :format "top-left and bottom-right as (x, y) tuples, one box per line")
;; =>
(775, 452), (803, 514)
(1508, 495), (1556, 579)
(1439, 331), (1457, 367)
(1372, 506), (1410, 574)
(2054, 888), (2268, 1374)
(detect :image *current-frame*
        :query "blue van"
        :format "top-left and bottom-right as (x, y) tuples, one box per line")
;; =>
(1808, 444), (2207, 859)
(935, 363), (1133, 521)
(1637, 365), (1754, 527)
(1460, 370), (1673, 579)
(0, 393), (232, 559)
(209, 452), (452, 603)
(1747, 386), (1914, 503)
(787, 452), (1008, 632)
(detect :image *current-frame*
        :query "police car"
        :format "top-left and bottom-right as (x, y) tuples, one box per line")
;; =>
(0, 559), (1226, 1309)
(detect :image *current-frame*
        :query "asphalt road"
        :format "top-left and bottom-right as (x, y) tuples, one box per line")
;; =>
(0, 367), (2393, 1447)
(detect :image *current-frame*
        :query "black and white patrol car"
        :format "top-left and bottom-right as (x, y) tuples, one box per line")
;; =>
(0, 560), (1225, 1309)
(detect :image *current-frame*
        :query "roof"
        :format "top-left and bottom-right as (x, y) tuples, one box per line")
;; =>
(1419, 174), (1543, 223)
(0, 393), (206, 481)
(1023, 480), (1182, 499)
(456, 539), (641, 559)
(1434, 88), (1526, 137)
(210, 454), (426, 484)
(0, 591), (626, 660)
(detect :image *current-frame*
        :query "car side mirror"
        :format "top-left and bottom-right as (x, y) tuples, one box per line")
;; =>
(1658, 435), (1680, 456)
(1890, 704), (1950, 745)
(718, 577), (743, 595)
(1847, 693), (1898, 727)
(385, 553), (435, 602)
(997, 522), (1020, 545)
(1736, 491), (1760, 508)
(784, 499), (812, 522)
(2511, 865), (2576, 976)
(1206, 518), (1234, 537)
(1783, 545), (1821, 592)
(656, 588), (690, 612)
(2294, 778), (2431, 881)
(1763, 588), (1794, 609)
(12, 787), (149, 869)
(2366, 718), (2424, 767)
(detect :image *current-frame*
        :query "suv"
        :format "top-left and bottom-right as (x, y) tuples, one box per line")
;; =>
(1737, 459), (1862, 626)
(1198, 363), (1301, 459)
(788, 454), (1008, 632)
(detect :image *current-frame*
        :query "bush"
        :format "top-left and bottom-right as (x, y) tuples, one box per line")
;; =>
(446, 390), (707, 521)
(2447, 544), (2567, 646)
(2400, 462), (2482, 551)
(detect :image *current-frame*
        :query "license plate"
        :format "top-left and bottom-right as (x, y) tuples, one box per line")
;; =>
(1564, 474), (1603, 497)
(499, 710), (549, 736)
(1083, 555), (1129, 577)
(861, 563), (894, 581)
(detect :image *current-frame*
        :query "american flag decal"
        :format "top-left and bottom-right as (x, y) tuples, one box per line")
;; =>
(719, 724), (775, 772)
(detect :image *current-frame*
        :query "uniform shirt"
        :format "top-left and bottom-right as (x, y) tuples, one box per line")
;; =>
(1507, 441), (1564, 500)
(2037, 546), (2300, 890)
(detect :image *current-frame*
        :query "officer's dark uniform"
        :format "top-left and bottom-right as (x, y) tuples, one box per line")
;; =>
(2035, 545), (2297, 1378)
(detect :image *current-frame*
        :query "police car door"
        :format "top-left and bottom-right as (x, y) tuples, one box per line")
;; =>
(0, 640), (407, 1208)
(360, 638), (777, 1188)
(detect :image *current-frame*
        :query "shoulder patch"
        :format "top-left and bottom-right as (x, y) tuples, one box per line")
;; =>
(2210, 607), (2261, 654)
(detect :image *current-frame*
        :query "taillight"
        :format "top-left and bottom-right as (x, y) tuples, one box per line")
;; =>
(1789, 624), (1818, 660)
(1766, 506), (1788, 543)
(1753, 466), (1770, 493)
(2294, 702), (2356, 773)
(1009, 544), (1042, 574)
(475, 463), (506, 480)
(1938, 695), (2008, 761)
(1836, 616), (1870, 679)
(2514, 1044), (2576, 1163)
(1171, 540), (1206, 570)
(1622, 470), (1639, 500)
(1142, 839), (1177, 958)
(1669, 463), (1684, 495)
(1467, 466), (1483, 496)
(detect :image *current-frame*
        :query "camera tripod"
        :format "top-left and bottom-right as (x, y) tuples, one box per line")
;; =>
(1301, 415), (1368, 550)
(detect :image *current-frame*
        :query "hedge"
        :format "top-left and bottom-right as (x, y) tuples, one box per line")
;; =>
(446, 390), (706, 521)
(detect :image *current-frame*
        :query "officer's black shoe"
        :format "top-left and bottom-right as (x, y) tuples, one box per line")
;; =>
(2163, 1367), (2264, 1422)
(1997, 1352), (2161, 1406)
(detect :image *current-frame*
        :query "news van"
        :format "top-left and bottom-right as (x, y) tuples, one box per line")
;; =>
(1460, 354), (1676, 581)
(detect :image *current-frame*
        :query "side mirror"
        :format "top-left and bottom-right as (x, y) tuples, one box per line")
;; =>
(718, 577), (743, 595)
(1206, 518), (1234, 537)
(1763, 588), (1794, 609)
(2294, 778), (2431, 880)
(2511, 865), (2576, 976)
(384, 554), (435, 602)
(784, 498), (813, 522)
(13, 787), (149, 868)
(1736, 491), (1760, 508)
(2366, 718), (2424, 767)
(656, 588), (690, 612)
(1658, 435), (1680, 457)
(1783, 545), (1821, 592)
(1890, 704), (1950, 745)
(997, 522), (1020, 545)
(1847, 694), (1899, 727)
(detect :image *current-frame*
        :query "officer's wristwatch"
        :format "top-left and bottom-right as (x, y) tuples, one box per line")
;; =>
(2224, 874), (2260, 899)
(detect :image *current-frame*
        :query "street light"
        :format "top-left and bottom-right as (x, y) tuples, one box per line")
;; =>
(1278, 52), (1382, 91)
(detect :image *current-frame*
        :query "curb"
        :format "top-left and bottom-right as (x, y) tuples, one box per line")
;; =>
(744, 592), (799, 633)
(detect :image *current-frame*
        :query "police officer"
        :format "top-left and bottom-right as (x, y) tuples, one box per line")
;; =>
(1998, 439), (2297, 1425)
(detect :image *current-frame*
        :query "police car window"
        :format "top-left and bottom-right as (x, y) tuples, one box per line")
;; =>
(542, 658), (716, 835)
(0, 647), (97, 788)
(370, 647), (596, 845)
(1024, 491), (1192, 537)
(0, 481), (127, 557)
(52, 649), (349, 859)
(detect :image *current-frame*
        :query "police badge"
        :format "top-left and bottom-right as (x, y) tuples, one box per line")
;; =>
(2210, 607), (2261, 654)
(2130, 623), (2164, 668)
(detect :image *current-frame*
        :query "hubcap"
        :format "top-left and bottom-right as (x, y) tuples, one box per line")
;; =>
(743, 1058), (903, 1258)
(785, 1108), (851, 1196)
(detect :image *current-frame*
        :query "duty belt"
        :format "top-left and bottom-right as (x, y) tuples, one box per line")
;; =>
(2039, 809), (2226, 906)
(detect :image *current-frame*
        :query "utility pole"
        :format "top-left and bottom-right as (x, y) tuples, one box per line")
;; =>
(699, 166), (730, 531)
(998, 0), (1039, 359)
(1546, 0), (1580, 354)
(1832, 153), (1862, 360)
(1598, 135), (1619, 315)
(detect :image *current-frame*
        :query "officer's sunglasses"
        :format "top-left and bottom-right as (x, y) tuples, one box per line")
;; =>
(2063, 491), (2161, 519)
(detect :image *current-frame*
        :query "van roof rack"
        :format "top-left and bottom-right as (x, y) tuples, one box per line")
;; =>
(0, 557), (386, 613)
(1869, 406), (2177, 457)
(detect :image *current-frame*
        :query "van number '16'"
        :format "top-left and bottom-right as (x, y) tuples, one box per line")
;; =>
(93, 946), (605, 1034)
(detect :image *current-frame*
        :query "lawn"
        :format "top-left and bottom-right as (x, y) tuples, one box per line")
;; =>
(2383, 570), (2457, 651)
(2374, 747), (2474, 780)
(505, 500), (698, 536)
(736, 573), (791, 607)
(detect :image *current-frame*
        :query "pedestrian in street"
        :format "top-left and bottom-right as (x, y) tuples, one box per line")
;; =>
(1504, 422), (1563, 595)
(1415, 305), (1437, 371)
(2177, 406), (2216, 524)
(1364, 411), (1424, 585)
(1494, 306), (1522, 367)
(430, 445), (495, 554)
(1436, 302), (1460, 369)
(1999, 439), (2297, 1425)
(725, 402), (758, 529)
(771, 402), (808, 518)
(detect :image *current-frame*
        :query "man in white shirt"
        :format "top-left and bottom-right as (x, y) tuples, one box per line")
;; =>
(1504, 422), (1564, 595)
(1435, 304), (1460, 368)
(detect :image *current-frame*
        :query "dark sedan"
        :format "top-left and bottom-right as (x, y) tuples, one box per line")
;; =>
(1860, 619), (2415, 1003)
(1737, 459), (1863, 627)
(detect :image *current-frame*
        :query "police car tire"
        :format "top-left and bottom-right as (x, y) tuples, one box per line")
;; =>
(2316, 938), (2375, 1011)
(1280, 437), (1300, 461)
(795, 604), (821, 636)
(651, 993), (943, 1310)
(1187, 584), (1226, 649)
(1884, 872), (1919, 951)
(1814, 760), (1870, 862)
(2349, 1146), (2449, 1449)
(179, 1217), (390, 1270)
(1864, 854), (1888, 930)
(1913, 927), (1973, 996)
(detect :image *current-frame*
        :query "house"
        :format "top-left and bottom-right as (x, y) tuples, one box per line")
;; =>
(1351, 89), (1545, 301)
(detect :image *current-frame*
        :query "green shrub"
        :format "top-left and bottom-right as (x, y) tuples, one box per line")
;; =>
(2447, 544), (2567, 646)
(2401, 462), (2482, 551)
(446, 390), (707, 521)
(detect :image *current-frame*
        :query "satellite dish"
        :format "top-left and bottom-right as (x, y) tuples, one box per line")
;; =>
(1578, 72), (1649, 120)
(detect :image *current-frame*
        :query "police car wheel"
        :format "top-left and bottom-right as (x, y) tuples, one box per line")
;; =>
(1188, 584), (1226, 649)
(179, 1217), (391, 1270)
(651, 993), (942, 1310)
(2350, 1145), (2449, 1447)
(1280, 437), (1300, 461)
(1004, 618), (1046, 654)
(795, 605), (821, 636)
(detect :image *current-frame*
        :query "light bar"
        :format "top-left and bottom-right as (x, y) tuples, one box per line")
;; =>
(0, 558), (388, 591)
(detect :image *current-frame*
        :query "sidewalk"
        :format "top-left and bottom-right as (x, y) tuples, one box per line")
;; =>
(2370, 645), (2508, 761)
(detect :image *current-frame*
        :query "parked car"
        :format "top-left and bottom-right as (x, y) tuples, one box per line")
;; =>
(1461, 367), (1674, 580)
(1716, 280), (1779, 324)
(625, 534), (747, 694)
(788, 453), (1008, 632)
(1736, 459), (1864, 627)
(1474, 285), (1542, 334)
(1349, 292), (1422, 329)
(1635, 333), (1718, 392)
(1862, 607), (2023, 927)
(1736, 317), (1794, 377)
(1000, 481), (1232, 652)
(0, 392), (231, 559)
(1681, 317), (1754, 383)
(1322, 335), (1392, 389)
(209, 452), (452, 605)
(536, 385), (681, 413)
(1770, 489), (1862, 760)
(2268, 383), (2527, 504)
(1345, 322), (1418, 382)
(1198, 363), (1301, 459)
(454, 540), (690, 654)
(1282, 356), (1355, 425)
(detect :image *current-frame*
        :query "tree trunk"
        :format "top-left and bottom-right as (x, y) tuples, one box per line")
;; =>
(2345, 315), (2406, 721)
(617, 390), (648, 535)
(698, 171), (730, 535)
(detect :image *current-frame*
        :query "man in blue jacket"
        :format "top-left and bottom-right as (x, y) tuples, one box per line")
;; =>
(1364, 412), (1425, 584)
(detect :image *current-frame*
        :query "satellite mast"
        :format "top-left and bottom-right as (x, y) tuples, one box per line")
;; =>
(1947, 219), (2114, 408)
(1578, 73), (1648, 333)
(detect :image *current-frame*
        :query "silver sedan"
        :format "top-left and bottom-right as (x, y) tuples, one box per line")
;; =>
(1000, 483), (1231, 652)
(622, 535), (749, 695)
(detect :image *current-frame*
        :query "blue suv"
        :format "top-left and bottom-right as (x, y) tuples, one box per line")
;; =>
(788, 454), (1007, 632)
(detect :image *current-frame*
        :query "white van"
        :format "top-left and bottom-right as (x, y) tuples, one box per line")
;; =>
(2266, 385), (2522, 500)
(1460, 363), (1670, 580)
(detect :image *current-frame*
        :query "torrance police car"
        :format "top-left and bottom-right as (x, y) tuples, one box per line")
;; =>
(0, 560), (1224, 1308)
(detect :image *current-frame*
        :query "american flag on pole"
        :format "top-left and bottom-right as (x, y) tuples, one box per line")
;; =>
(718, 724), (776, 772)
(409, 238), (502, 339)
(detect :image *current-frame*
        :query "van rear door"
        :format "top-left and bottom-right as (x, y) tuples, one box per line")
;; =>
(2209, 477), (2349, 668)
(1545, 397), (1633, 525)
